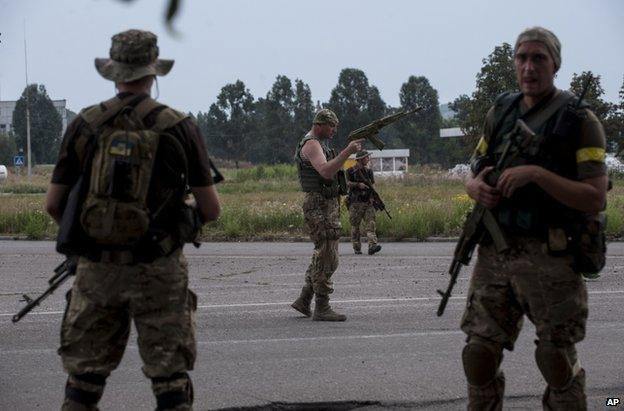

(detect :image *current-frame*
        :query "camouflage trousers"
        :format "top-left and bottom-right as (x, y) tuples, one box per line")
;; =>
(59, 249), (197, 410)
(302, 192), (341, 295)
(348, 201), (377, 252)
(461, 238), (588, 410)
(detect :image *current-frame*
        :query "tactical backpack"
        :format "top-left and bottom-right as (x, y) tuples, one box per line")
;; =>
(78, 95), (188, 247)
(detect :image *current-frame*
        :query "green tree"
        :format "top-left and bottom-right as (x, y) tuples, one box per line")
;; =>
(450, 43), (517, 141)
(609, 75), (624, 155)
(252, 75), (296, 164)
(0, 132), (17, 165)
(293, 79), (314, 139)
(569, 71), (612, 120)
(570, 71), (623, 153)
(327, 68), (387, 149)
(12, 84), (63, 165)
(396, 75), (466, 166)
(201, 80), (256, 168)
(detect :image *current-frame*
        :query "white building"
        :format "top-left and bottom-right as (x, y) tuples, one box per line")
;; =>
(346, 149), (410, 176)
(439, 127), (465, 138)
(0, 99), (69, 135)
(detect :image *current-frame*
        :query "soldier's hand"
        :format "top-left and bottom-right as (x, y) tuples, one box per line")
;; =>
(358, 183), (368, 189)
(346, 139), (364, 154)
(466, 166), (501, 209)
(497, 165), (540, 198)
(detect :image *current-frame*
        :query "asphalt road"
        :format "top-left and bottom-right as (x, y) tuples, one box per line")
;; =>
(1, 241), (623, 410)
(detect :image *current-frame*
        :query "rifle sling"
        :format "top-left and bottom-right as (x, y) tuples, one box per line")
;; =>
(521, 90), (574, 131)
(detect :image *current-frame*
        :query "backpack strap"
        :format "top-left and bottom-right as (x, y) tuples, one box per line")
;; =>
(522, 90), (575, 130)
(132, 97), (165, 124)
(153, 107), (189, 131)
(80, 94), (143, 131)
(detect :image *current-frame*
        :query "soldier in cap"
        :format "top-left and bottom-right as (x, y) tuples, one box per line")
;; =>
(291, 109), (363, 321)
(346, 150), (381, 255)
(460, 26), (607, 410)
(45, 29), (221, 410)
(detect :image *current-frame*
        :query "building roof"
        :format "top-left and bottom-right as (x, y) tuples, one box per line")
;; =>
(349, 149), (409, 159)
(440, 127), (465, 138)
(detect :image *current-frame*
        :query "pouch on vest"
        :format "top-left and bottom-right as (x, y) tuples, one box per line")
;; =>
(80, 102), (161, 246)
(571, 212), (607, 274)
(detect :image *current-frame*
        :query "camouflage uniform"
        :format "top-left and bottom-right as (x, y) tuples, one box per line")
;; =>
(60, 250), (197, 409)
(292, 109), (348, 321)
(50, 30), (214, 411)
(346, 162), (379, 254)
(461, 28), (607, 411)
(302, 192), (341, 295)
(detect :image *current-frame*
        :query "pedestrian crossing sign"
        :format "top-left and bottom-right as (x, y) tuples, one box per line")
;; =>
(13, 156), (25, 167)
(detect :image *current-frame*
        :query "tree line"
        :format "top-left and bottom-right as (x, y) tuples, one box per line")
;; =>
(1, 43), (623, 168)
(196, 69), (469, 167)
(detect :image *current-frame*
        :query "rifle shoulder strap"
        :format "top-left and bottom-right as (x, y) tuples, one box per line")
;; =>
(522, 90), (575, 131)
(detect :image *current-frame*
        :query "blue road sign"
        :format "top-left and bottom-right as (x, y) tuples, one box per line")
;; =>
(14, 155), (25, 167)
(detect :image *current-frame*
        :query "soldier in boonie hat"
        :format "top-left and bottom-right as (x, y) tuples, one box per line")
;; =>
(355, 150), (371, 161)
(95, 29), (174, 83)
(313, 109), (339, 127)
(48, 27), (222, 411)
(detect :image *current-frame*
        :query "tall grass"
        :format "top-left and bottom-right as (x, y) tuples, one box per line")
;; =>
(1, 164), (623, 241)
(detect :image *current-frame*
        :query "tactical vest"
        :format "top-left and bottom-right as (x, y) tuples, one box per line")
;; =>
(347, 166), (374, 203)
(488, 90), (587, 237)
(294, 133), (346, 198)
(75, 95), (190, 261)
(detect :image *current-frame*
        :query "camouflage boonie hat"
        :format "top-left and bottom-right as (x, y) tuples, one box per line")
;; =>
(313, 109), (339, 126)
(355, 150), (371, 160)
(95, 29), (174, 83)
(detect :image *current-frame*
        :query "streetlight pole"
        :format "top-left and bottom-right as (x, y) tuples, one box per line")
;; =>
(23, 19), (31, 179)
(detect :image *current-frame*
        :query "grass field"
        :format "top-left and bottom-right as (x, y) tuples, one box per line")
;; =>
(1, 164), (623, 241)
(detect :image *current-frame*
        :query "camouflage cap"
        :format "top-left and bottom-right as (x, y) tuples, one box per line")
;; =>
(95, 29), (174, 83)
(355, 150), (371, 160)
(313, 109), (339, 126)
(515, 26), (562, 72)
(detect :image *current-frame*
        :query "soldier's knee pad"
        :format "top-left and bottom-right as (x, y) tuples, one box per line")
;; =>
(535, 342), (576, 390)
(462, 337), (503, 386)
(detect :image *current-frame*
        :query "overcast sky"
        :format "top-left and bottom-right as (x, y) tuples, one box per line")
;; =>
(1, 0), (622, 114)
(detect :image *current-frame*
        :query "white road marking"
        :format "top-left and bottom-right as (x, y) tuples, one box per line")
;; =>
(2, 290), (623, 318)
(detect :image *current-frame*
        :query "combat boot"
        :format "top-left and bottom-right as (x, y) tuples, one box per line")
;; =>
(313, 295), (346, 321)
(291, 284), (314, 317)
(368, 244), (382, 255)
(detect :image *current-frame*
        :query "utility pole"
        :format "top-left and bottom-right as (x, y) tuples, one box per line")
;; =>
(24, 19), (32, 179)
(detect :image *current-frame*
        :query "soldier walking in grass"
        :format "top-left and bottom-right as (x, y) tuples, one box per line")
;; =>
(291, 109), (363, 321)
(346, 150), (382, 255)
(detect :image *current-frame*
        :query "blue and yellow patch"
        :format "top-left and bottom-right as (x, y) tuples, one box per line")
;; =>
(109, 140), (135, 157)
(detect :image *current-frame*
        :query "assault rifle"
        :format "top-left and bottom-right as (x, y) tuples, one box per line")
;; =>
(348, 107), (421, 150)
(356, 168), (392, 219)
(12, 258), (77, 323)
(436, 119), (536, 316)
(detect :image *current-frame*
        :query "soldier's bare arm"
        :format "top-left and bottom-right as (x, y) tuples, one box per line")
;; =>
(45, 183), (70, 224)
(497, 167), (607, 213)
(301, 139), (363, 180)
(191, 185), (221, 223)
